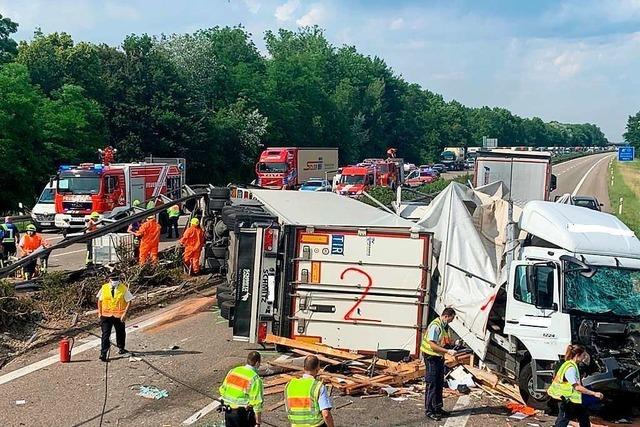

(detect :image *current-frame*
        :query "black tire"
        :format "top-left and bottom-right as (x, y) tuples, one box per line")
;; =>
(211, 246), (227, 259)
(217, 291), (234, 307)
(217, 284), (233, 295)
(518, 361), (551, 410)
(220, 300), (235, 320)
(209, 187), (231, 200)
(209, 199), (227, 211)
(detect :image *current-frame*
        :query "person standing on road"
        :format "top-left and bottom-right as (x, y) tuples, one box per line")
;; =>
(219, 351), (264, 427)
(284, 355), (334, 427)
(136, 215), (161, 265)
(180, 217), (205, 275)
(97, 272), (133, 362)
(84, 212), (102, 266)
(548, 344), (604, 427)
(19, 224), (49, 280)
(166, 204), (180, 238)
(420, 307), (457, 421)
(1, 217), (19, 261)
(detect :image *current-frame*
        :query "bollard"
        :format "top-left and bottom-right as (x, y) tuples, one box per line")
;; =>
(619, 197), (624, 215)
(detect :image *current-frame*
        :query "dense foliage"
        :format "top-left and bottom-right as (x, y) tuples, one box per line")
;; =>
(624, 111), (640, 156)
(0, 15), (610, 210)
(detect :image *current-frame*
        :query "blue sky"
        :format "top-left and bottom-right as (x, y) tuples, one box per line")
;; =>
(2, 0), (639, 141)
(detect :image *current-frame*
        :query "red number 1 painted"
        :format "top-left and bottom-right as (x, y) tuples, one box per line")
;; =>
(341, 267), (381, 323)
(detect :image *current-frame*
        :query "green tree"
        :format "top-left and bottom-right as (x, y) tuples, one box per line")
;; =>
(623, 111), (640, 155)
(0, 14), (18, 63)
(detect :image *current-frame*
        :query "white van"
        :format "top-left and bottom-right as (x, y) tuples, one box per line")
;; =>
(31, 182), (56, 230)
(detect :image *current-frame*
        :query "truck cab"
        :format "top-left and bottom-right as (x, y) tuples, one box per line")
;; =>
(256, 148), (294, 189)
(335, 165), (373, 196)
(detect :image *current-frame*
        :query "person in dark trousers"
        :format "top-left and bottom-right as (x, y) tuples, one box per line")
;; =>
(1, 216), (20, 261)
(219, 351), (264, 427)
(97, 272), (134, 361)
(166, 204), (180, 238)
(548, 344), (604, 427)
(420, 307), (457, 421)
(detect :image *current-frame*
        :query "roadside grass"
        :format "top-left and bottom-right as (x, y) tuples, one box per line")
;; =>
(609, 159), (640, 235)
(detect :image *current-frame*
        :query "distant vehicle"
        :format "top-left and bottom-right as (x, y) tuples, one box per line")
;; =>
(464, 158), (475, 169)
(404, 168), (438, 187)
(571, 196), (603, 211)
(440, 147), (466, 171)
(256, 147), (339, 190)
(31, 182), (56, 230)
(432, 163), (448, 174)
(299, 179), (332, 192)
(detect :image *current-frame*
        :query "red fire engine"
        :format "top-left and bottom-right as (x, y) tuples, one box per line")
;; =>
(335, 159), (400, 197)
(54, 153), (184, 231)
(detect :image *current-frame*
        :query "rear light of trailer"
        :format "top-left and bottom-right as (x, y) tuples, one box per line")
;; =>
(257, 322), (268, 343)
(264, 228), (274, 252)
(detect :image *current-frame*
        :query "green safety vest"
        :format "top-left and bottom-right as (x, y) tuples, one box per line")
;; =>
(1, 224), (15, 244)
(285, 377), (324, 427)
(547, 360), (582, 404)
(219, 365), (260, 409)
(420, 317), (451, 357)
(167, 205), (180, 218)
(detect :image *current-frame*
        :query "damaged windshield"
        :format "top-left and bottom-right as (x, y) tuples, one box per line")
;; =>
(564, 265), (640, 317)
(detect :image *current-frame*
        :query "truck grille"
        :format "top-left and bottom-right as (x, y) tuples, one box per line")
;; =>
(35, 214), (55, 222)
(62, 202), (92, 212)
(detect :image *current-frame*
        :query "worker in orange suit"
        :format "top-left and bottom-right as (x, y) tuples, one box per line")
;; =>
(180, 217), (205, 275)
(135, 215), (161, 265)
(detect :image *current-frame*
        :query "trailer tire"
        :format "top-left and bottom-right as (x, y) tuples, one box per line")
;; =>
(209, 187), (231, 200)
(216, 284), (233, 295)
(211, 246), (227, 259)
(209, 199), (228, 211)
(518, 361), (551, 410)
(220, 301), (235, 320)
(217, 291), (235, 307)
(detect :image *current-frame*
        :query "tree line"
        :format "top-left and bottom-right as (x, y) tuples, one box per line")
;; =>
(0, 15), (610, 210)
(624, 112), (640, 155)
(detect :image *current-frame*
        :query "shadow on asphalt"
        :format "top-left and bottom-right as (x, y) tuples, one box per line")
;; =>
(453, 404), (509, 417)
(70, 405), (120, 427)
(128, 349), (202, 357)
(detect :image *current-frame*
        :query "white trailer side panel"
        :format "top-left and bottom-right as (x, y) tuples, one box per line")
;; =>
(475, 157), (549, 204)
(297, 149), (339, 185)
(291, 229), (430, 355)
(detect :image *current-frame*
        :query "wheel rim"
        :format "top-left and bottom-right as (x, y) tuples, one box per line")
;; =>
(527, 376), (547, 401)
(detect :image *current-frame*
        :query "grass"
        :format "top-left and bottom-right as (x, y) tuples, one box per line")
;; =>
(609, 159), (640, 236)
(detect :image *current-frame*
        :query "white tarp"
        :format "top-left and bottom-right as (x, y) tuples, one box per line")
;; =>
(416, 182), (522, 358)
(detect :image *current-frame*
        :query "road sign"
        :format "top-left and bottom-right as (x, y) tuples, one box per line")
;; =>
(618, 146), (635, 162)
(482, 137), (498, 149)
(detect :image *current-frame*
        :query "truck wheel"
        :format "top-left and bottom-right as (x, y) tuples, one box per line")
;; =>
(209, 187), (231, 200)
(217, 291), (234, 307)
(217, 284), (232, 295)
(220, 300), (235, 320)
(518, 362), (551, 410)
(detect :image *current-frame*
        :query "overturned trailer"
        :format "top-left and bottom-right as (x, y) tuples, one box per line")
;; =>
(221, 190), (431, 355)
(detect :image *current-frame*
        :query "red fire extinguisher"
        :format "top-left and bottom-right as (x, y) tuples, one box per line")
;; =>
(59, 337), (74, 363)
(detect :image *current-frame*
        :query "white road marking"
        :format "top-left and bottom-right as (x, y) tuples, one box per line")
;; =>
(49, 249), (86, 258)
(182, 400), (221, 425)
(571, 155), (613, 196)
(0, 306), (181, 386)
(443, 394), (472, 427)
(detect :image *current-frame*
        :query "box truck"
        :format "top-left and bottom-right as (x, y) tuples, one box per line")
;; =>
(256, 147), (339, 190)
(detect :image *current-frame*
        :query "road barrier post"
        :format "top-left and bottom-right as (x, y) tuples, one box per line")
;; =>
(619, 197), (624, 215)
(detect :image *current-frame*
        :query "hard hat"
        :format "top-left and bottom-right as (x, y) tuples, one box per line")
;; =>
(190, 218), (200, 226)
(26, 224), (37, 232)
(147, 214), (155, 220)
(91, 212), (100, 219)
(132, 199), (141, 207)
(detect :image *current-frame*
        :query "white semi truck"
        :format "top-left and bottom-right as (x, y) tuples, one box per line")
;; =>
(417, 182), (640, 407)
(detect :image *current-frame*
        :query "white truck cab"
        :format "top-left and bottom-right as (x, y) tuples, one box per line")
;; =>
(31, 182), (57, 230)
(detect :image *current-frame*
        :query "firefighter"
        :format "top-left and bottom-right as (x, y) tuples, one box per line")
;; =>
(219, 351), (264, 427)
(127, 200), (142, 260)
(166, 204), (180, 238)
(548, 344), (603, 427)
(84, 212), (101, 266)
(136, 215), (161, 265)
(1, 217), (19, 261)
(420, 307), (457, 421)
(180, 217), (205, 275)
(97, 272), (133, 361)
(284, 355), (334, 427)
(19, 224), (49, 280)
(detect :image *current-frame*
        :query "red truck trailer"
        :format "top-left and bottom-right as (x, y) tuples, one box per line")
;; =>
(255, 147), (339, 190)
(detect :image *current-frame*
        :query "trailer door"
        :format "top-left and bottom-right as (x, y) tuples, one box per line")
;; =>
(290, 229), (430, 355)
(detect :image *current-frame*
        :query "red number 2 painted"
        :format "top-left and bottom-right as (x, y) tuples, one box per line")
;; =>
(340, 267), (381, 323)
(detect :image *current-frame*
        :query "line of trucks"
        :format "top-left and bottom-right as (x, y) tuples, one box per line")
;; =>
(216, 149), (640, 409)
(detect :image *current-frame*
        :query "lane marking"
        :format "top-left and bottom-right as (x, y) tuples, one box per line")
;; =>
(571, 155), (613, 196)
(182, 400), (221, 425)
(49, 249), (86, 258)
(0, 304), (188, 386)
(443, 394), (472, 427)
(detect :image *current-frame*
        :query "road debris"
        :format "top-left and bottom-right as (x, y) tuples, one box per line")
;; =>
(137, 385), (169, 400)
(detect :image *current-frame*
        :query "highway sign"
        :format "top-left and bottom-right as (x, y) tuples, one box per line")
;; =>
(482, 137), (498, 149)
(618, 146), (635, 162)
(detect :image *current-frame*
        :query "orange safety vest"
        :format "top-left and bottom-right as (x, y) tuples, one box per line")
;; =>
(99, 283), (128, 318)
(21, 234), (44, 252)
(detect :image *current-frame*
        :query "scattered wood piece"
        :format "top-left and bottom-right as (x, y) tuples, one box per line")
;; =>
(264, 335), (363, 361)
(265, 399), (285, 412)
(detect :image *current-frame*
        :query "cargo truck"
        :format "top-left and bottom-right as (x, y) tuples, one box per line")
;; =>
(417, 182), (640, 408)
(255, 147), (339, 190)
(474, 149), (556, 204)
(220, 190), (431, 354)
(440, 147), (466, 171)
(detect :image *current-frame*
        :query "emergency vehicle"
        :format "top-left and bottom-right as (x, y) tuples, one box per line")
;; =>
(54, 158), (184, 231)
(335, 159), (400, 197)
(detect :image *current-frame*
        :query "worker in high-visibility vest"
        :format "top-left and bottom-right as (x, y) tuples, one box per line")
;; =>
(97, 272), (134, 362)
(136, 215), (161, 265)
(128, 200), (143, 260)
(219, 351), (264, 427)
(284, 355), (334, 427)
(420, 307), (457, 422)
(1, 216), (19, 261)
(180, 217), (205, 275)
(84, 212), (102, 266)
(19, 224), (49, 280)
(548, 344), (603, 427)
(166, 204), (180, 238)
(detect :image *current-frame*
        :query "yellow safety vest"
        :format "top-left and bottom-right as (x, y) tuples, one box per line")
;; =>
(99, 283), (128, 318)
(547, 360), (582, 404)
(219, 366), (261, 409)
(420, 317), (451, 357)
(285, 377), (324, 427)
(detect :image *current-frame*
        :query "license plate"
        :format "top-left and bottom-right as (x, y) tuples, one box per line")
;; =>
(40, 222), (52, 226)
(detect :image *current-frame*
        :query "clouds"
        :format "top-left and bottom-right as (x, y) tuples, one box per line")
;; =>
(296, 4), (326, 26)
(275, 0), (299, 22)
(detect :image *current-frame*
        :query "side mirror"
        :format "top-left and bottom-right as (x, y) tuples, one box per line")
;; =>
(550, 174), (557, 192)
(49, 177), (54, 187)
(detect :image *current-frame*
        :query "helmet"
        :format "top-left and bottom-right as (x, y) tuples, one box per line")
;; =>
(132, 199), (141, 207)
(26, 224), (37, 232)
(90, 212), (100, 219)
(190, 218), (200, 226)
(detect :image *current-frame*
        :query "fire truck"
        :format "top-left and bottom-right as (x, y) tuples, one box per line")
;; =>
(53, 155), (185, 231)
(335, 159), (400, 197)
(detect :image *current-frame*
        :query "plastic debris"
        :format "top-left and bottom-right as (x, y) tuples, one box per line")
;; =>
(15, 400), (26, 405)
(137, 386), (169, 400)
(129, 356), (142, 362)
